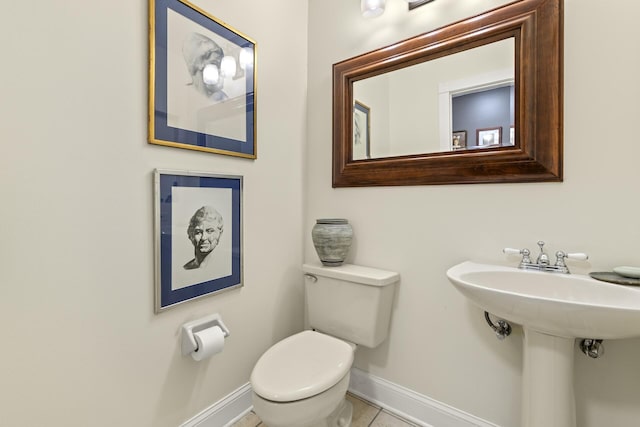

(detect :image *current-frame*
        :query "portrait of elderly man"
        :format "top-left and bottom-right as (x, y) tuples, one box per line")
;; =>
(184, 206), (224, 270)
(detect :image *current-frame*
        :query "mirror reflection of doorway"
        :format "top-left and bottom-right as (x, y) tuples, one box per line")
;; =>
(452, 85), (514, 149)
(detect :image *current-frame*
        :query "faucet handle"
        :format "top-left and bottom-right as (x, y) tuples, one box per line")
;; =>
(554, 251), (589, 273)
(555, 251), (589, 264)
(503, 247), (532, 265)
(567, 252), (589, 261)
(503, 247), (522, 255)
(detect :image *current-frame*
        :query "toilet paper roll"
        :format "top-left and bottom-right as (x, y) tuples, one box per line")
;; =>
(192, 326), (225, 361)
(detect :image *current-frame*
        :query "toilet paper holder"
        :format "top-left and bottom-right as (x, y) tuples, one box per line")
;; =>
(181, 313), (230, 356)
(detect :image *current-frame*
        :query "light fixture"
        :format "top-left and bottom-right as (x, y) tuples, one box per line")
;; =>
(202, 64), (220, 85)
(407, 0), (435, 10)
(238, 47), (254, 70)
(361, 0), (434, 18)
(361, 0), (385, 18)
(220, 55), (237, 78)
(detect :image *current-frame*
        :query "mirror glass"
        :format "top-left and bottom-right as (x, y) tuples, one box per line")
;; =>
(352, 38), (514, 160)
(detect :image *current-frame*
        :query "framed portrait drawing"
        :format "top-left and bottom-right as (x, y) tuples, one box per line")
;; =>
(352, 101), (371, 160)
(154, 169), (243, 312)
(452, 130), (467, 150)
(149, 0), (257, 158)
(476, 127), (502, 147)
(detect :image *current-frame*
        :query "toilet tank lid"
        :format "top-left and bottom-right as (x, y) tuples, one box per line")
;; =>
(303, 263), (399, 287)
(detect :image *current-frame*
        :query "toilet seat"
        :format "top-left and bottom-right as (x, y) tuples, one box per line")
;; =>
(250, 330), (354, 402)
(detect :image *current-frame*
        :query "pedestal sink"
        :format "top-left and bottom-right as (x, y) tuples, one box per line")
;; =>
(446, 261), (640, 427)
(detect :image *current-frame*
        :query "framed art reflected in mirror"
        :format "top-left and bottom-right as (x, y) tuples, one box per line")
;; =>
(353, 101), (371, 160)
(452, 131), (467, 151)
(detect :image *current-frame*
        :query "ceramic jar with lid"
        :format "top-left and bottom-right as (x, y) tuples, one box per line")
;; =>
(311, 219), (353, 266)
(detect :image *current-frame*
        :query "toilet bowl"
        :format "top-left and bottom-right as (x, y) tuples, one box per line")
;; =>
(252, 373), (352, 427)
(251, 330), (355, 427)
(250, 263), (399, 427)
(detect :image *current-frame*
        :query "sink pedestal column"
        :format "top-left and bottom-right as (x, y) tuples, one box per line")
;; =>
(522, 328), (576, 427)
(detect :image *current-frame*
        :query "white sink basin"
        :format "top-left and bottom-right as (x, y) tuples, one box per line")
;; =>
(447, 261), (640, 427)
(446, 261), (640, 339)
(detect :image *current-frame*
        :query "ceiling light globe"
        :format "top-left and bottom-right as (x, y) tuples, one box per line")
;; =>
(239, 47), (254, 70)
(202, 64), (219, 85)
(220, 55), (237, 78)
(361, 0), (385, 18)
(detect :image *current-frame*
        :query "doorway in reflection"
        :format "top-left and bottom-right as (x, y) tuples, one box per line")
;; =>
(452, 85), (514, 149)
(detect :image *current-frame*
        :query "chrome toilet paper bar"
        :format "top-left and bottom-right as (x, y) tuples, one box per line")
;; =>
(181, 313), (230, 356)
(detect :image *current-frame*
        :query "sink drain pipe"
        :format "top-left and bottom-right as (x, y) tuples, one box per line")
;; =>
(484, 311), (512, 340)
(580, 339), (604, 358)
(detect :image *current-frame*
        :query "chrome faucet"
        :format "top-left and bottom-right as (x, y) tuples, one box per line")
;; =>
(535, 241), (549, 266)
(503, 241), (588, 274)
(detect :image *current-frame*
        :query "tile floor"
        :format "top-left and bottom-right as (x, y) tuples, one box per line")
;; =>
(231, 392), (418, 427)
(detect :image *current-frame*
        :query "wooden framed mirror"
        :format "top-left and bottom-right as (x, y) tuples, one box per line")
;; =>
(332, 0), (563, 187)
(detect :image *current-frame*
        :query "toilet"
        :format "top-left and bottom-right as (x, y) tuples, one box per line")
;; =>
(250, 263), (399, 427)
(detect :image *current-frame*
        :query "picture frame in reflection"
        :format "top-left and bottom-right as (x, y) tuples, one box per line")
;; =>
(452, 130), (467, 150)
(353, 100), (371, 160)
(476, 127), (502, 147)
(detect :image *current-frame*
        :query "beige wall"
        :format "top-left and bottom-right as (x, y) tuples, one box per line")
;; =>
(3, 1), (640, 426)
(0, 0), (307, 426)
(307, 1), (640, 426)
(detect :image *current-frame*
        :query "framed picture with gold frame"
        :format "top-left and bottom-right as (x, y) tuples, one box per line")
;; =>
(149, 0), (257, 158)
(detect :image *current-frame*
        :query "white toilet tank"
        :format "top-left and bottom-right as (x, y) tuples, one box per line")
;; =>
(303, 263), (399, 348)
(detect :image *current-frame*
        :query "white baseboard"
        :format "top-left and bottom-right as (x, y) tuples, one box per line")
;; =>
(180, 382), (253, 427)
(348, 368), (501, 427)
(180, 369), (500, 427)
